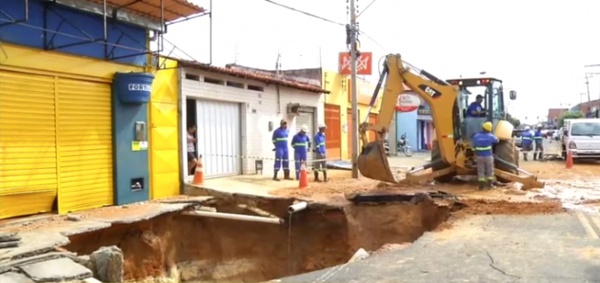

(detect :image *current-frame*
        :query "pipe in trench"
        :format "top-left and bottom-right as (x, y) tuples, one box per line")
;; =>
(288, 201), (308, 214)
(181, 210), (284, 225)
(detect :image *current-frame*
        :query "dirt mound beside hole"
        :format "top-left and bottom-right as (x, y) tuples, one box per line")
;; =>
(456, 199), (565, 216)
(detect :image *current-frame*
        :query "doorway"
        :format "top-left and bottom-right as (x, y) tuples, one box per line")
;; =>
(186, 99), (197, 176)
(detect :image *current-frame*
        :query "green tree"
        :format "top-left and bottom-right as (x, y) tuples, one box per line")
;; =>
(505, 113), (521, 128)
(558, 111), (584, 127)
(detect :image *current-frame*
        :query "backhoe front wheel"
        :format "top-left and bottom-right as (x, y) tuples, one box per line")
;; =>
(431, 141), (456, 183)
(495, 140), (519, 183)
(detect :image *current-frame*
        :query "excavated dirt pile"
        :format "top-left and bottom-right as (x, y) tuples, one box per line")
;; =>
(62, 197), (564, 283)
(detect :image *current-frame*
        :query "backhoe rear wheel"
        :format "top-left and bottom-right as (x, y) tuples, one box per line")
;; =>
(495, 139), (519, 183)
(431, 140), (456, 183)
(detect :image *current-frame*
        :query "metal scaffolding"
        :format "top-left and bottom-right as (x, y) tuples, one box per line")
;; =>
(0, 0), (210, 69)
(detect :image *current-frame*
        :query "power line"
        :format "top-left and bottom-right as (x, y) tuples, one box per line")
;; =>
(262, 0), (344, 26)
(357, 0), (378, 18)
(261, 0), (389, 52)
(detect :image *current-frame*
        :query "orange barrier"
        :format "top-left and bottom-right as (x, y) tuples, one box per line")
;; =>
(565, 149), (573, 169)
(192, 156), (204, 185)
(298, 161), (308, 189)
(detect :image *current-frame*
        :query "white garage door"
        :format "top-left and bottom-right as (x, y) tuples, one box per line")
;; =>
(196, 99), (241, 178)
(296, 110), (316, 167)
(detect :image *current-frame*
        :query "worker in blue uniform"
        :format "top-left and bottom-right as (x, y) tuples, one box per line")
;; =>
(466, 95), (487, 118)
(291, 125), (311, 180)
(313, 123), (328, 182)
(520, 126), (533, 161)
(533, 124), (544, 161)
(272, 119), (293, 181)
(472, 121), (499, 190)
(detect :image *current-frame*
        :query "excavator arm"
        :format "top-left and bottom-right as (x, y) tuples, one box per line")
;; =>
(357, 54), (459, 183)
(356, 53), (545, 190)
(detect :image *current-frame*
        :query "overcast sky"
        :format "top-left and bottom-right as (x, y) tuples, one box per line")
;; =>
(164, 0), (600, 124)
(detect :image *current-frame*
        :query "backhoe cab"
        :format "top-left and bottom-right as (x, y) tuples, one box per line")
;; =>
(356, 54), (544, 190)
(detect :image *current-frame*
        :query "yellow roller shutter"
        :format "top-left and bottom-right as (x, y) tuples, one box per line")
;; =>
(56, 78), (113, 214)
(0, 70), (58, 219)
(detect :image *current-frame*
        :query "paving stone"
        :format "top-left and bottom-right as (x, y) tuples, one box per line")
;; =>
(0, 271), (35, 283)
(19, 257), (92, 282)
(0, 232), (69, 263)
(82, 277), (102, 283)
(0, 233), (22, 242)
(0, 241), (21, 249)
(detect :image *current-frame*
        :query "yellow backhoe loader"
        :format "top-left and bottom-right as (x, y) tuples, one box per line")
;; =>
(357, 54), (545, 190)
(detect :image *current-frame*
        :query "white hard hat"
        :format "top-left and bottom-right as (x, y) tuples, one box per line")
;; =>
(537, 124), (542, 128)
(300, 125), (308, 132)
(318, 123), (327, 129)
(524, 126), (530, 130)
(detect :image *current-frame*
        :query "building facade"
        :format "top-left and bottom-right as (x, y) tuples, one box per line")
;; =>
(395, 90), (433, 152)
(321, 71), (382, 161)
(0, 0), (203, 219)
(570, 99), (600, 118)
(148, 58), (181, 199)
(179, 62), (327, 180)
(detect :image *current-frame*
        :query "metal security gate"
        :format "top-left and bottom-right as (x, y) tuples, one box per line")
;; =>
(0, 70), (58, 219)
(296, 109), (316, 167)
(0, 70), (113, 219)
(196, 99), (241, 178)
(56, 78), (113, 214)
(324, 104), (342, 160)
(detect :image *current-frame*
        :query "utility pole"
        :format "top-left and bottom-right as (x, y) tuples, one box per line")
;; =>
(585, 75), (591, 102)
(349, 0), (359, 178)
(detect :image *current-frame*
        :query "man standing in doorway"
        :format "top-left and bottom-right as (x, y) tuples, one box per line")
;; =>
(187, 124), (198, 175)
(313, 123), (328, 182)
(472, 121), (499, 190)
(272, 119), (293, 181)
(291, 125), (311, 180)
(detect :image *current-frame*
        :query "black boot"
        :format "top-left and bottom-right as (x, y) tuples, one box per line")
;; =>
(533, 153), (537, 161)
(323, 171), (328, 182)
(283, 169), (294, 180)
(538, 152), (543, 161)
(478, 181), (486, 190)
(273, 171), (280, 181)
(314, 171), (321, 182)
(523, 153), (528, 161)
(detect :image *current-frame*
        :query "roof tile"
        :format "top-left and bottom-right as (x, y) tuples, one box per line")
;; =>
(178, 60), (329, 94)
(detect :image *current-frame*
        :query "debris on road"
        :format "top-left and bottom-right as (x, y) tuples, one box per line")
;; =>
(0, 233), (21, 249)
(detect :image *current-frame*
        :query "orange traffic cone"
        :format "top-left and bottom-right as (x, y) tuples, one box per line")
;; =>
(298, 161), (309, 189)
(192, 156), (204, 185)
(565, 149), (573, 169)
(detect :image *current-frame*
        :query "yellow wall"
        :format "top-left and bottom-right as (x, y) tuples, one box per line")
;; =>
(0, 43), (143, 82)
(322, 70), (382, 160)
(0, 43), (143, 219)
(149, 58), (180, 199)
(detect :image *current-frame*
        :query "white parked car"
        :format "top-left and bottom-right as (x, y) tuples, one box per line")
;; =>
(561, 119), (600, 160)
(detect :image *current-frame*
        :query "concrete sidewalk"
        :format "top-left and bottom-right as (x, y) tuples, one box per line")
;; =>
(280, 212), (600, 283)
(184, 155), (432, 197)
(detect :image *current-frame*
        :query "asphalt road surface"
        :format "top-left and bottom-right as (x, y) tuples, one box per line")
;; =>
(280, 212), (600, 283)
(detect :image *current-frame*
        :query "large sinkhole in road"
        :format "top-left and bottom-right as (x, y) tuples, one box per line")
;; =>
(61, 196), (561, 282)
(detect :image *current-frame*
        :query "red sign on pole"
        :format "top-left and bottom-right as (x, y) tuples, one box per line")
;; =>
(339, 52), (373, 76)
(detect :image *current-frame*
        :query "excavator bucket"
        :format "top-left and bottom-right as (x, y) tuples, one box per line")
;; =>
(357, 140), (398, 183)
